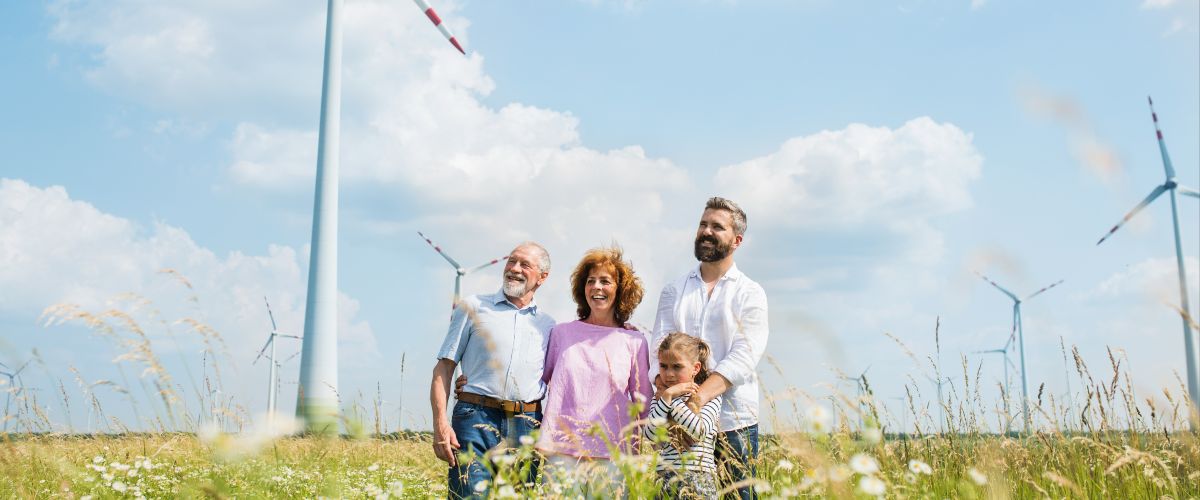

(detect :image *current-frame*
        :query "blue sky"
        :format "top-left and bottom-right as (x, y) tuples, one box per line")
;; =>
(1, 0), (1197, 433)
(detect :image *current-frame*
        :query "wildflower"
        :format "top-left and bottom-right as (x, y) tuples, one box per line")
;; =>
(903, 472), (916, 484)
(968, 467), (988, 485)
(93, 456), (105, 464)
(806, 405), (832, 433)
(908, 459), (932, 475)
(862, 427), (883, 444)
(497, 485), (518, 498)
(519, 435), (535, 446)
(473, 480), (488, 493)
(81, 496), (93, 500)
(849, 453), (879, 475)
(493, 454), (516, 466)
(112, 462), (130, 472)
(271, 476), (284, 482)
(388, 481), (405, 496)
(128, 468), (138, 477)
(858, 475), (886, 496)
(777, 458), (795, 471)
(101, 473), (114, 482)
(112, 481), (127, 493)
(828, 465), (851, 483)
(367, 463), (380, 472)
(753, 482), (772, 493)
(198, 422), (221, 445)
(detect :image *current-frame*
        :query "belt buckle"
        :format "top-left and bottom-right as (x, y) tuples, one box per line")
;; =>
(501, 400), (518, 413)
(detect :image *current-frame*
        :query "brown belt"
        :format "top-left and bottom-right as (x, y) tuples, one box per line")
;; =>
(458, 392), (541, 413)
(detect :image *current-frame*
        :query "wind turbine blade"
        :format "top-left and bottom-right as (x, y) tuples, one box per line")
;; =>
(283, 352), (301, 363)
(253, 337), (273, 365)
(12, 360), (31, 377)
(411, 0), (466, 55)
(277, 334), (302, 340)
(972, 349), (1004, 354)
(466, 256), (508, 275)
(264, 296), (279, 332)
(1024, 279), (1064, 301)
(1177, 185), (1199, 199)
(1147, 96), (1177, 180)
(417, 231), (463, 269)
(1097, 183), (1169, 245)
(974, 271), (1019, 302)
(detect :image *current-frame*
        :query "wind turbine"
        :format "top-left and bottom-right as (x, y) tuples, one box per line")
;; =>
(412, 0), (466, 55)
(0, 360), (30, 433)
(976, 272), (1063, 433)
(925, 374), (955, 434)
(973, 340), (1018, 433)
(1096, 97), (1200, 423)
(836, 366), (871, 429)
(255, 297), (302, 421)
(417, 231), (507, 307)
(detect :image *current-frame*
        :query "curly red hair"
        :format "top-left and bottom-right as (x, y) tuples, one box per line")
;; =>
(570, 246), (644, 325)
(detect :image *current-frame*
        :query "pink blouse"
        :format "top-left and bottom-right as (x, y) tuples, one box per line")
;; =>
(536, 320), (653, 458)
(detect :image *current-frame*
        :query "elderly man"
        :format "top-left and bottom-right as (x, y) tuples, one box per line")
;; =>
(652, 197), (769, 500)
(430, 242), (555, 499)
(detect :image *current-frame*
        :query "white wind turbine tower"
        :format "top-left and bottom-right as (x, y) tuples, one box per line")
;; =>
(976, 272), (1063, 434)
(0, 360), (30, 433)
(417, 232), (507, 307)
(1096, 97), (1199, 425)
(255, 297), (301, 421)
(924, 373), (954, 434)
(973, 339), (1018, 433)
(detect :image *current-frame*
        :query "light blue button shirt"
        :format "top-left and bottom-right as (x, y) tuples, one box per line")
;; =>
(436, 290), (557, 402)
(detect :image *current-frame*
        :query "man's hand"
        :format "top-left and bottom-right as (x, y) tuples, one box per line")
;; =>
(455, 374), (468, 396)
(432, 420), (461, 466)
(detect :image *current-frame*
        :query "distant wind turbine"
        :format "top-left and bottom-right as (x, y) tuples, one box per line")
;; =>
(1096, 97), (1199, 423)
(255, 297), (302, 422)
(973, 340), (1018, 433)
(0, 360), (30, 433)
(836, 366), (872, 429)
(417, 231), (507, 307)
(925, 373), (955, 434)
(976, 272), (1063, 434)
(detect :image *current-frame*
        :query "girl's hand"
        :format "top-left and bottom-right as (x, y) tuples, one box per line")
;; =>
(661, 382), (699, 401)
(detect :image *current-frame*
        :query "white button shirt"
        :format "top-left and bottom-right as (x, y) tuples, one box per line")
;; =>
(651, 263), (769, 431)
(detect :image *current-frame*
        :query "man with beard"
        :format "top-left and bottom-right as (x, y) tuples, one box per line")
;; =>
(651, 197), (769, 500)
(430, 242), (555, 499)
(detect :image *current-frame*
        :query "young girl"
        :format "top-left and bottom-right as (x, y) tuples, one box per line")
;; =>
(644, 332), (721, 499)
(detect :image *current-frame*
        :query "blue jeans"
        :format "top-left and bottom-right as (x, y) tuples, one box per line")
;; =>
(446, 401), (541, 499)
(716, 424), (759, 500)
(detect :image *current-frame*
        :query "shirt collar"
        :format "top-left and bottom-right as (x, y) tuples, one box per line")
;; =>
(491, 289), (539, 313)
(688, 262), (743, 282)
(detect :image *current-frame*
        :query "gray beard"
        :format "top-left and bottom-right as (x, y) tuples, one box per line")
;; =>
(503, 278), (529, 298)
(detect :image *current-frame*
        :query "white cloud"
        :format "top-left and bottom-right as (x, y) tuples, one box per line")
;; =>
(970, 0), (987, 11)
(0, 178), (376, 365)
(715, 117), (981, 230)
(1083, 256), (1200, 305)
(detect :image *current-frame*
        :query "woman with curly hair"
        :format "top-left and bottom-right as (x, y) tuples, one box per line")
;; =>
(537, 245), (653, 493)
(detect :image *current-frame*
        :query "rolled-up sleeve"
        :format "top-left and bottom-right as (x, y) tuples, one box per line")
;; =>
(435, 303), (472, 362)
(712, 283), (769, 387)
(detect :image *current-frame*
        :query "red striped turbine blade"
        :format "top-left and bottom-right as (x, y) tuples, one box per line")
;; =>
(411, 0), (466, 55)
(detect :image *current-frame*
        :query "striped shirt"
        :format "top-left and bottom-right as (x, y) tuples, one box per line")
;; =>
(643, 394), (722, 473)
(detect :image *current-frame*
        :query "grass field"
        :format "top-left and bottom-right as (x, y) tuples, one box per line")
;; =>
(2, 425), (1198, 498)
(2, 298), (1199, 498)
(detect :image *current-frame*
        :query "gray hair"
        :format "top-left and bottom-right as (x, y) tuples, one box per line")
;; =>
(705, 197), (747, 236)
(515, 241), (551, 274)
